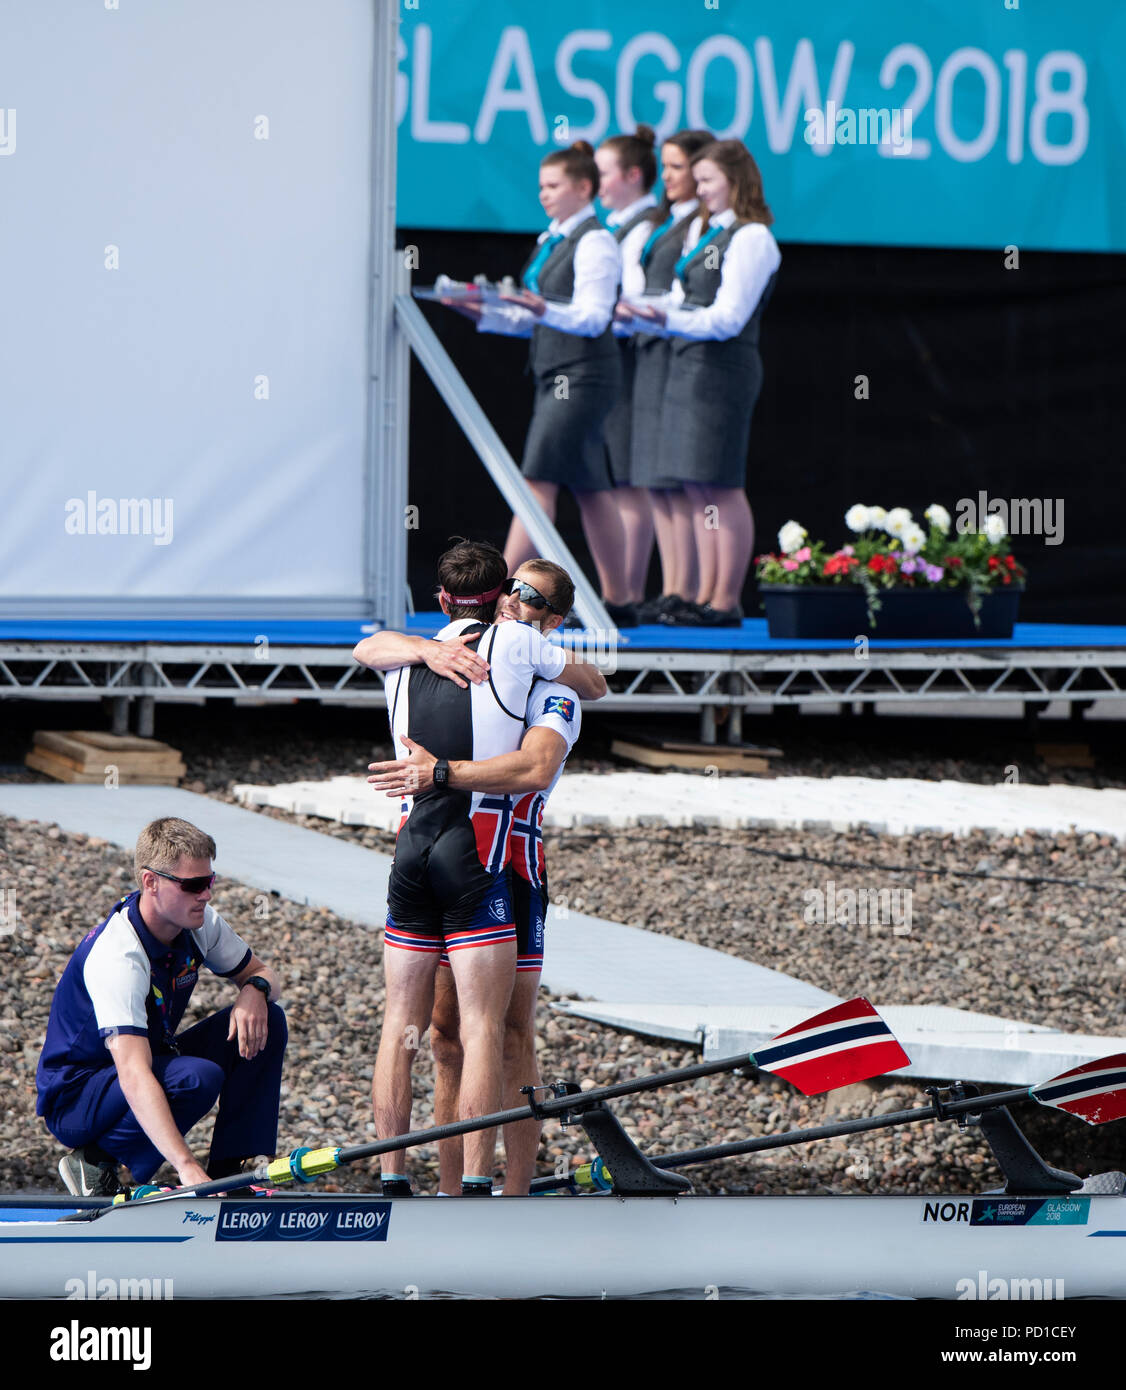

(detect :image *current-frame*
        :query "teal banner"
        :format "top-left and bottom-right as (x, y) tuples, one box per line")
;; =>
(395, 1), (1123, 251)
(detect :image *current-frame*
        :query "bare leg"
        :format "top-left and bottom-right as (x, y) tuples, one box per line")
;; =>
(667, 489), (701, 603)
(372, 940), (439, 1177)
(430, 968), (463, 1195)
(693, 485), (754, 611)
(614, 487), (655, 603)
(500, 971), (542, 1195)
(686, 484), (717, 605)
(505, 481), (559, 573)
(574, 489), (630, 605)
(446, 940), (517, 1181)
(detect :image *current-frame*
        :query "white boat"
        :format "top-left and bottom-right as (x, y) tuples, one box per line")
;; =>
(2, 1183), (1124, 1300)
(9, 1005), (1120, 1299)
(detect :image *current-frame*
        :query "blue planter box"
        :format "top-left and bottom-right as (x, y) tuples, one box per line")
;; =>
(760, 584), (1023, 640)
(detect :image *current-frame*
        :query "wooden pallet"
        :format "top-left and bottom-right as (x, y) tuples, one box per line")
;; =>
(1034, 742), (1095, 770)
(609, 738), (779, 774)
(27, 731), (185, 785)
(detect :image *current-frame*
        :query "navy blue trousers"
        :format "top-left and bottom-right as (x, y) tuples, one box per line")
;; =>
(48, 1003), (287, 1184)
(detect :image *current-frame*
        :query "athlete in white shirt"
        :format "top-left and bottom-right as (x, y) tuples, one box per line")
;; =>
(354, 543), (605, 1196)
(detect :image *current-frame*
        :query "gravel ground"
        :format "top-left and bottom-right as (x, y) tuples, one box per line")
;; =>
(1, 703), (1124, 1197)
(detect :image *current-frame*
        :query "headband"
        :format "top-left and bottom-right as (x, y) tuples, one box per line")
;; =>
(438, 581), (505, 608)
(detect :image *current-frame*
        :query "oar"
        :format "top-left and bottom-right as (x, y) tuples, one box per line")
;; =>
(106, 997), (908, 1206)
(529, 1052), (1126, 1194)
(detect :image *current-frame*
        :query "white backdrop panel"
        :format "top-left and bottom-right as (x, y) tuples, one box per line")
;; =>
(0, 1), (375, 613)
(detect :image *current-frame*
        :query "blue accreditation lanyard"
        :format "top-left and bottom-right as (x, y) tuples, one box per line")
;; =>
(674, 223), (725, 283)
(638, 214), (675, 270)
(523, 232), (565, 293)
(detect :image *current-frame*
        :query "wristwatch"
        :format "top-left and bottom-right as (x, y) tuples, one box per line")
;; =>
(433, 758), (450, 790)
(243, 975), (271, 1002)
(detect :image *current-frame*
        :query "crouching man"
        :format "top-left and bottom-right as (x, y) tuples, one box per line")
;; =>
(36, 816), (287, 1196)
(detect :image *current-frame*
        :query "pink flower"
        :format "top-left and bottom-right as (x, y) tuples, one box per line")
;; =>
(841, 545), (855, 556)
(924, 563), (944, 582)
(782, 559), (799, 572)
(794, 546), (811, 563)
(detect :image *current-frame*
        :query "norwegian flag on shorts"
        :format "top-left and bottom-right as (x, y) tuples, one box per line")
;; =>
(752, 997), (910, 1096)
(1031, 1054), (1126, 1125)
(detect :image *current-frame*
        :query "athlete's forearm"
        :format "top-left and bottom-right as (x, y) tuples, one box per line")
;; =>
(113, 1056), (199, 1173)
(352, 632), (429, 671)
(555, 659), (608, 700)
(448, 749), (555, 795)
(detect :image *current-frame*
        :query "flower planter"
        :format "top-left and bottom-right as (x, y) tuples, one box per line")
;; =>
(760, 584), (1023, 640)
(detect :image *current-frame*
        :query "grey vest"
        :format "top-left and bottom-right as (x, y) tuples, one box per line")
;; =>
(674, 219), (777, 355)
(612, 205), (657, 244)
(523, 217), (618, 377)
(641, 210), (696, 293)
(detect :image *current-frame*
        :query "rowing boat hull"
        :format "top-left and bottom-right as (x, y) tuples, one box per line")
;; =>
(3, 1191), (1123, 1299)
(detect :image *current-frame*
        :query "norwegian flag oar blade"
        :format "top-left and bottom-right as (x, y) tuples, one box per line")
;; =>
(751, 997), (911, 1096)
(1030, 1054), (1126, 1125)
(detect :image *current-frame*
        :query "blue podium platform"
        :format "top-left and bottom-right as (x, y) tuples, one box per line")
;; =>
(2, 614), (1124, 733)
(3, 614), (1125, 651)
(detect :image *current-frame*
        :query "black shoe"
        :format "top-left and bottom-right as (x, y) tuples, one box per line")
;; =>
(679, 602), (745, 628)
(657, 599), (708, 626)
(380, 1177), (413, 1198)
(604, 601), (639, 629)
(58, 1148), (128, 1198)
(636, 594), (683, 623)
(460, 1180), (494, 1197)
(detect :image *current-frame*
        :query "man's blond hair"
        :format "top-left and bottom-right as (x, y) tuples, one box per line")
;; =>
(134, 818), (216, 885)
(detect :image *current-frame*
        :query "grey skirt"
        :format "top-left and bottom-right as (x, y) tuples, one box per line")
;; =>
(655, 340), (764, 489)
(522, 360), (621, 492)
(629, 335), (680, 490)
(601, 338), (638, 487)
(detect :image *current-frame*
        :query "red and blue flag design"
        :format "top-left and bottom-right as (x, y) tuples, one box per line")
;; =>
(752, 997), (910, 1096)
(1031, 1054), (1126, 1125)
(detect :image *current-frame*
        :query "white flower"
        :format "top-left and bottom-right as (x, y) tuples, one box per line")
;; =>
(844, 504), (871, 533)
(867, 505), (888, 527)
(983, 513), (1007, 544)
(885, 507), (913, 536)
(902, 523), (926, 553)
(924, 503), (951, 534)
(778, 520), (807, 555)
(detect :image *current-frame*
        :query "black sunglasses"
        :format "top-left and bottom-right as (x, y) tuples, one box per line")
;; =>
(505, 577), (561, 615)
(144, 866), (216, 895)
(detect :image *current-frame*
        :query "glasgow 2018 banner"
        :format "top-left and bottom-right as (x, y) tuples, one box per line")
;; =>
(395, 1), (1122, 251)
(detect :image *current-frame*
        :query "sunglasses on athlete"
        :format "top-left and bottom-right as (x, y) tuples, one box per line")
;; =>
(144, 866), (216, 895)
(505, 578), (562, 615)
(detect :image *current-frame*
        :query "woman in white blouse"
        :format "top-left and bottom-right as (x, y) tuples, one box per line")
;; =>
(450, 142), (632, 624)
(622, 140), (781, 627)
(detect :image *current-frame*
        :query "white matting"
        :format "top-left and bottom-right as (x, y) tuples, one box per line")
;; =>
(232, 772), (1126, 841)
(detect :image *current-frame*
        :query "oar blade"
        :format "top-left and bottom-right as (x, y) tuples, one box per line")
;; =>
(1031, 1054), (1126, 1125)
(753, 997), (911, 1097)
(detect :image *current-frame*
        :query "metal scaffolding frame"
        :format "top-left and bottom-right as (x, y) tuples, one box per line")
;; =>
(2, 640), (1121, 740)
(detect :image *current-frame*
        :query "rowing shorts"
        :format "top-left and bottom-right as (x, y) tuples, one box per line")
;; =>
(438, 873), (545, 973)
(380, 811), (514, 956)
